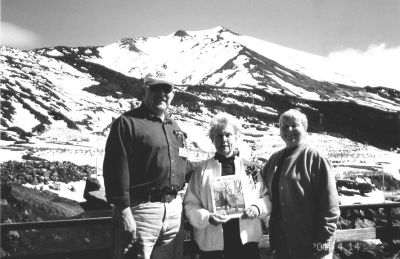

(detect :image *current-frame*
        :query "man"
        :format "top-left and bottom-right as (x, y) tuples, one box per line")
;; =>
(103, 73), (193, 259)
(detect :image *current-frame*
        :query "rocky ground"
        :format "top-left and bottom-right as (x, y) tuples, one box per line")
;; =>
(0, 159), (111, 257)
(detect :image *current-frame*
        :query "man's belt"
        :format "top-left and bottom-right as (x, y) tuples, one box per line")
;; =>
(130, 186), (180, 204)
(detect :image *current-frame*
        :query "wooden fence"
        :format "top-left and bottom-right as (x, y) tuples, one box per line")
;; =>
(1, 202), (399, 259)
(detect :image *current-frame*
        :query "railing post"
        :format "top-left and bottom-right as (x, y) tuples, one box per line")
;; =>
(384, 206), (395, 250)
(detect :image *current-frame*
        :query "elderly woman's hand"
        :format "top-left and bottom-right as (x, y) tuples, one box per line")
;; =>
(242, 205), (260, 219)
(208, 213), (229, 225)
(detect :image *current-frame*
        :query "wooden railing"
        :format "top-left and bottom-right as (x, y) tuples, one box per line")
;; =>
(336, 202), (400, 243)
(1, 202), (400, 258)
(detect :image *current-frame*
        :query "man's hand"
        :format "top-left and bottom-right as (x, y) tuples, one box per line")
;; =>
(242, 205), (260, 219)
(120, 207), (137, 233)
(208, 213), (229, 226)
(116, 207), (137, 254)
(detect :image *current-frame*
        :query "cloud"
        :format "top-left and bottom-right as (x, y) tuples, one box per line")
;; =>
(327, 44), (400, 90)
(1, 22), (41, 49)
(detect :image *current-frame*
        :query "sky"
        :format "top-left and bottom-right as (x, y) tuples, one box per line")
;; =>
(1, 0), (400, 88)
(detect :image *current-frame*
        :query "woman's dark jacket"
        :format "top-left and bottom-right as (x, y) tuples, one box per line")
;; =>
(262, 144), (340, 256)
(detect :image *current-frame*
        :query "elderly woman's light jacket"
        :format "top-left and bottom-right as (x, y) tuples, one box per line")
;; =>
(184, 156), (271, 251)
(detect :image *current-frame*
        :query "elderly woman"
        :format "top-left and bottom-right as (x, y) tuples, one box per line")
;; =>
(184, 113), (271, 259)
(262, 109), (340, 259)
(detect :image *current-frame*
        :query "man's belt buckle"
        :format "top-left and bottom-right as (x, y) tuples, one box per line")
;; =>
(161, 194), (175, 203)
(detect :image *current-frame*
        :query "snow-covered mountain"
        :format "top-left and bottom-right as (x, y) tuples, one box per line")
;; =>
(1, 26), (400, 163)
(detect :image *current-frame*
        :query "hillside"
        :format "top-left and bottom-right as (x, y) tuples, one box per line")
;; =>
(1, 26), (400, 197)
(1, 26), (400, 258)
(0, 26), (399, 178)
(1, 27), (400, 153)
(1, 27), (400, 207)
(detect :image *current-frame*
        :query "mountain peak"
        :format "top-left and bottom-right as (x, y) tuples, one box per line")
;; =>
(118, 38), (141, 52)
(183, 26), (239, 39)
(173, 30), (191, 37)
(215, 26), (240, 36)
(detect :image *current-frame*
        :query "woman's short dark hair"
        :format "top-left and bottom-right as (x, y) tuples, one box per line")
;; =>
(279, 109), (308, 131)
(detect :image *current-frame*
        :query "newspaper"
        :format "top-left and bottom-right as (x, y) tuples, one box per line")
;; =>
(211, 175), (245, 218)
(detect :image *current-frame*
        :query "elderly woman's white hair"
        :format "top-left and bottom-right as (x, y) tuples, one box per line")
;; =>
(279, 109), (308, 131)
(208, 112), (242, 142)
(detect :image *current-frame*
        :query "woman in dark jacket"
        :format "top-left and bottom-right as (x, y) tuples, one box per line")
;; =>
(262, 109), (340, 259)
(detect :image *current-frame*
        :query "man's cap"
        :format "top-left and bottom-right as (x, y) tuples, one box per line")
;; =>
(143, 72), (174, 91)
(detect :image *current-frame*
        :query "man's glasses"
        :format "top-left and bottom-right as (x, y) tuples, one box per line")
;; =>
(149, 84), (173, 93)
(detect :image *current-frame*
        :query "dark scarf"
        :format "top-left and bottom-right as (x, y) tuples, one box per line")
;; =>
(214, 151), (239, 176)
